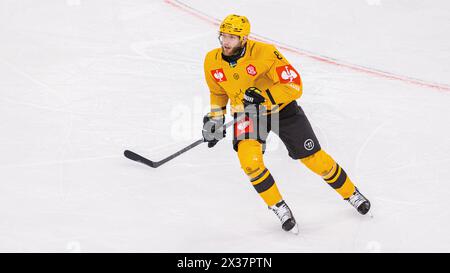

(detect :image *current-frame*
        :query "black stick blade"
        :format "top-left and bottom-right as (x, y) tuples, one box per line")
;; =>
(123, 138), (205, 169)
(123, 150), (157, 168)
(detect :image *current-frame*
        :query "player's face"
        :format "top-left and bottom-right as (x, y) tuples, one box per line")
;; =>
(219, 33), (245, 56)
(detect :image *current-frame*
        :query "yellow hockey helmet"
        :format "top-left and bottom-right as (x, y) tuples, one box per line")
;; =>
(219, 14), (250, 41)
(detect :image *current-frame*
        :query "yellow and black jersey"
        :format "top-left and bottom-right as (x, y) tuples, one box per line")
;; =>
(204, 39), (303, 117)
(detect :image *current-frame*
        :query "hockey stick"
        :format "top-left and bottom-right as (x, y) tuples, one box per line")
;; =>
(124, 139), (205, 168)
(123, 117), (239, 168)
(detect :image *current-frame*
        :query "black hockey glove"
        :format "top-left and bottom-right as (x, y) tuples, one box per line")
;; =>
(202, 114), (226, 148)
(243, 87), (266, 107)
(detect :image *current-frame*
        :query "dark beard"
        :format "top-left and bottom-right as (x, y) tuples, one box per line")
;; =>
(227, 45), (243, 56)
(221, 44), (246, 65)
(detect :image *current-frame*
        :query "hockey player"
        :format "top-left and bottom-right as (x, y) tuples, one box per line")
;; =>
(202, 14), (371, 234)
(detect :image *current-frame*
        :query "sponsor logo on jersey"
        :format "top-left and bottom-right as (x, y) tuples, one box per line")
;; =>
(288, 83), (300, 91)
(237, 121), (251, 131)
(234, 117), (254, 137)
(304, 139), (314, 151)
(246, 64), (257, 76)
(211, 68), (227, 82)
(276, 64), (301, 85)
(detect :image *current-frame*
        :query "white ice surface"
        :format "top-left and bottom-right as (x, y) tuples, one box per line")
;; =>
(0, 0), (449, 252)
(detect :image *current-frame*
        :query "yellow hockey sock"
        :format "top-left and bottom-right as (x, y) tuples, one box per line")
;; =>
(301, 149), (355, 199)
(237, 140), (283, 206)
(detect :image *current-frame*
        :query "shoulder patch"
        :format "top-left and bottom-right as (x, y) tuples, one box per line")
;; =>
(276, 64), (300, 84)
(211, 68), (227, 82)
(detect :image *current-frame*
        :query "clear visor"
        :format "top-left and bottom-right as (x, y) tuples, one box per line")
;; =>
(218, 32), (242, 44)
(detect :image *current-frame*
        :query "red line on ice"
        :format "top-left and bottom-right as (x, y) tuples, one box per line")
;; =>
(164, 0), (450, 92)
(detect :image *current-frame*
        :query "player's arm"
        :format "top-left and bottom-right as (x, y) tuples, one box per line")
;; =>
(202, 53), (229, 148)
(206, 76), (228, 118)
(204, 55), (229, 118)
(264, 46), (303, 105)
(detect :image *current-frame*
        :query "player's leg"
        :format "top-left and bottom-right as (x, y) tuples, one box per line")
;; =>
(233, 110), (298, 233)
(236, 139), (282, 207)
(301, 150), (370, 214)
(301, 149), (355, 199)
(235, 139), (298, 232)
(274, 101), (371, 214)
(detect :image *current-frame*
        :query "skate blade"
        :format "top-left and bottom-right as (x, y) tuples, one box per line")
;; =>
(289, 224), (300, 235)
